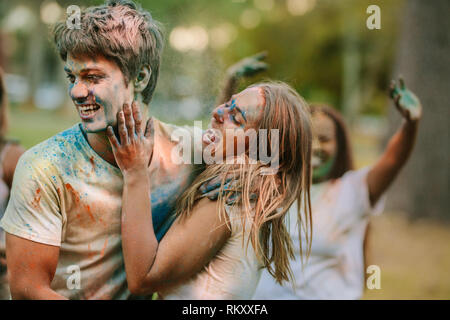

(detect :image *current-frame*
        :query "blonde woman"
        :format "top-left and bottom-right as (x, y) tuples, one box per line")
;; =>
(106, 81), (313, 299)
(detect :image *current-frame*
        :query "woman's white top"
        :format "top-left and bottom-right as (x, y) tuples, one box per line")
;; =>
(252, 167), (385, 300)
(161, 205), (263, 300)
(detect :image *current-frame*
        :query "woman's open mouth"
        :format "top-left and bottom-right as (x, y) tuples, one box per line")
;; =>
(202, 128), (221, 146)
(78, 104), (101, 120)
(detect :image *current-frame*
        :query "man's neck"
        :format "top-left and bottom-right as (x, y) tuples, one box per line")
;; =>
(85, 130), (117, 166)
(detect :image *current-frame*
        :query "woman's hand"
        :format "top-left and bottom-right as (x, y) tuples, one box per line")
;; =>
(226, 51), (269, 79)
(367, 77), (421, 206)
(106, 101), (154, 176)
(389, 77), (422, 122)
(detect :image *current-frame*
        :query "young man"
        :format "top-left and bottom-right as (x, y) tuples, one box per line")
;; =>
(0, 0), (198, 300)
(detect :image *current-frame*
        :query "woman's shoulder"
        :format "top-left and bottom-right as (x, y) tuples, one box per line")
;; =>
(338, 167), (371, 188)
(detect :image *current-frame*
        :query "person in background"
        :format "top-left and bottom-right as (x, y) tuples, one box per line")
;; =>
(0, 67), (26, 299)
(252, 78), (422, 299)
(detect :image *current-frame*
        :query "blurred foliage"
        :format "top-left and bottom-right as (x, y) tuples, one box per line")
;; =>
(1, 0), (404, 120)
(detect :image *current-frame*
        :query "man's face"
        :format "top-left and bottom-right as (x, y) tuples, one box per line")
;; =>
(64, 54), (134, 133)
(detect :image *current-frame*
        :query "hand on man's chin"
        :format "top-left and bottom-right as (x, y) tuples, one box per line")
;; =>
(82, 122), (112, 134)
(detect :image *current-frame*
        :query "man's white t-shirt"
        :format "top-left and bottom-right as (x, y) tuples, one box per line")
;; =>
(0, 120), (198, 299)
(252, 167), (385, 300)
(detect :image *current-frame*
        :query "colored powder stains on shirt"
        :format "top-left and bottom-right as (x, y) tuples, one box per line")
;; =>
(65, 183), (97, 223)
(31, 188), (41, 209)
(100, 238), (108, 257)
(0, 120), (200, 299)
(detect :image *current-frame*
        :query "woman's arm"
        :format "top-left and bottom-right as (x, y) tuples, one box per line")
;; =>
(132, 197), (231, 295)
(107, 102), (231, 296)
(216, 52), (268, 105)
(367, 78), (422, 206)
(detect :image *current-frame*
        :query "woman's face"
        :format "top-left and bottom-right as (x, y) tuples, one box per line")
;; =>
(203, 87), (265, 160)
(311, 112), (337, 182)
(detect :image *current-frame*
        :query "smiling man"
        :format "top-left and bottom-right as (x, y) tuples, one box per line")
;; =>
(0, 0), (199, 299)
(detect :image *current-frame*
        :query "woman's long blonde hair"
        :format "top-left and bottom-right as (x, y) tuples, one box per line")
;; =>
(176, 81), (313, 284)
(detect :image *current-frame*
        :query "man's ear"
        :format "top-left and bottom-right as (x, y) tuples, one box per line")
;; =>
(134, 65), (151, 93)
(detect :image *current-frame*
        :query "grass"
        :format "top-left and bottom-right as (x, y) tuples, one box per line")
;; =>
(363, 213), (450, 299)
(8, 107), (79, 149)
(7, 108), (450, 299)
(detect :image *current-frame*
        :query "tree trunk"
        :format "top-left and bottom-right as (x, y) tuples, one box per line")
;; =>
(387, 0), (450, 220)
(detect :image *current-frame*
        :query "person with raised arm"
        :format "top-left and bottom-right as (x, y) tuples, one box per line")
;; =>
(253, 78), (422, 299)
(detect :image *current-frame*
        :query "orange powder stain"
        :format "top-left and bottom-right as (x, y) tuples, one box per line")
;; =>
(98, 217), (106, 227)
(100, 238), (109, 257)
(65, 183), (81, 204)
(85, 204), (96, 223)
(89, 156), (96, 172)
(66, 183), (96, 223)
(31, 188), (41, 209)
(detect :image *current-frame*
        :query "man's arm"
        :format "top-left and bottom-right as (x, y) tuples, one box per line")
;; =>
(367, 78), (422, 206)
(6, 234), (66, 299)
(0, 145), (65, 299)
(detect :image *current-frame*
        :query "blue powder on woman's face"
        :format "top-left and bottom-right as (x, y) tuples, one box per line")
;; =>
(217, 108), (224, 115)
